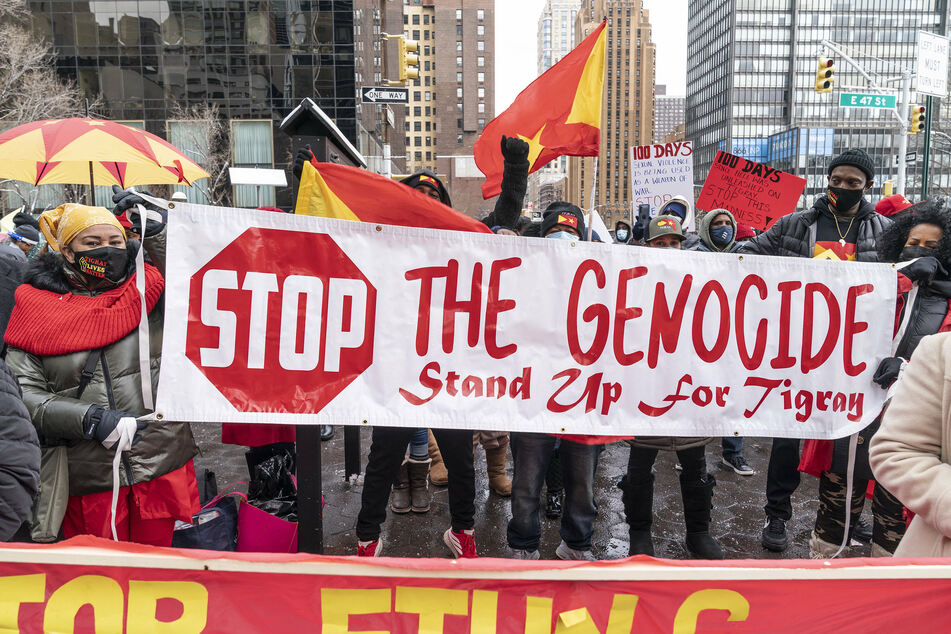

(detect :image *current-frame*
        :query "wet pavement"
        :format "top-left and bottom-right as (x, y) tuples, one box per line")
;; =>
(192, 424), (874, 560)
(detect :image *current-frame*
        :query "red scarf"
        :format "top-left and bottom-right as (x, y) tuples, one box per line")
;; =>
(5, 264), (165, 356)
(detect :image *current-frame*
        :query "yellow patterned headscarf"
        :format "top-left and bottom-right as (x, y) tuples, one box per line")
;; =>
(39, 203), (126, 251)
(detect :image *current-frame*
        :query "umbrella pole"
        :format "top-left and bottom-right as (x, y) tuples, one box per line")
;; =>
(88, 161), (95, 205)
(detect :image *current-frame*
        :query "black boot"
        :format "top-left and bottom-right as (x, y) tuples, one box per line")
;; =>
(680, 472), (724, 560)
(623, 473), (655, 556)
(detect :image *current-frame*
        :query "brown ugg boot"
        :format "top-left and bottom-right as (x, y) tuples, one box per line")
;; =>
(406, 457), (432, 512)
(428, 430), (448, 486)
(485, 445), (512, 496)
(390, 461), (411, 513)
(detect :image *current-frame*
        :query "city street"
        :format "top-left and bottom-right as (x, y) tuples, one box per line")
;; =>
(192, 424), (853, 561)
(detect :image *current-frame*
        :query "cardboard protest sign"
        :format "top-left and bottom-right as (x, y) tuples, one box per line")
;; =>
(697, 150), (807, 230)
(158, 204), (895, 439)
(629, 142), (694, 224)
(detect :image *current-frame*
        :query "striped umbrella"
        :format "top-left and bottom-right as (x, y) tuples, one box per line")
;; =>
(0, 118), (209, 188)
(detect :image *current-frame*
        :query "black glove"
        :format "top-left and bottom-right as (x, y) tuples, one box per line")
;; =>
(83, 405), (147, 450)
(902, 256), (947, 284)
(873, 357), (905, 389)
(111, 186), (167, 237)
(500, 135), (529, 165)
(292, 146), (316, 180)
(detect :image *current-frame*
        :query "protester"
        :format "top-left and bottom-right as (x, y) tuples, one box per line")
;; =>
(696, 208), (741, 254)
(621, 217), (723, 559)
(741, 148), (891, 552)
(875, 194), (915, 217)
(734, 221), (756, 242)
(0, 358), (39, 541)
(7, 226), (39, 257)
(633, 196), (699, 249)
(870, 332), (951, 556)
(400, 170), (452, 206)
(507, 202), (602, 561)
(803, 201), (951, 558)
(4, 196), (199, 546)
(614, 219), (633, 245)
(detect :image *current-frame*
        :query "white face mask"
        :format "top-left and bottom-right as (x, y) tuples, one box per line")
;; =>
(546, 231), (578, 241)
(616, 229), (629, 242)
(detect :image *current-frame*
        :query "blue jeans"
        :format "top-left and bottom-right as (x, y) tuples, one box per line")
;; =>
(407, 428), (428, 459)
(722, 437), (743, 460)
(507, 433), (601, 552)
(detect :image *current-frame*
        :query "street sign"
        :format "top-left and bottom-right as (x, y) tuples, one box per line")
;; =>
(839, 93), (897, 109)
(917, 31), (950, 97)
(906, 151), (917, 163)
(360, 86), (409, 104)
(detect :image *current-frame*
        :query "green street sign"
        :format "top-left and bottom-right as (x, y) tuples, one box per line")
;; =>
(839, 93), (897, 109)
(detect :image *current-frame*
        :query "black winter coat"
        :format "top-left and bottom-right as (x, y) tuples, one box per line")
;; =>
(0, 358), (39, 540)
(740, 197), (891, 262)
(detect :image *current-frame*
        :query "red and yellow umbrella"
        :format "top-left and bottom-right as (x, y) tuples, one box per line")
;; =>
(0, 118), (210, 188)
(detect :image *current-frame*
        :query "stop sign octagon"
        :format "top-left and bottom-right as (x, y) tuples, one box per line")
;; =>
(184, 228), (377, 413)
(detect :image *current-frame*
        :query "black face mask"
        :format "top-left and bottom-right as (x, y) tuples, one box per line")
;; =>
(900, 245), (936, 262)
(73, 246), (129, 285)
(828, 186), (865, 213)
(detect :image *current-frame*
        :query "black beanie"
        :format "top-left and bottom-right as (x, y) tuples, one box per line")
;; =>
(540, 201), (586, 239)
(828, 149), (875, 183)
(399, 169), (452, 207)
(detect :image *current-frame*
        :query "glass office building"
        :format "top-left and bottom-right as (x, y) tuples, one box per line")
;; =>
(687, 0), (949, 207)
(30, 0), (357, 208)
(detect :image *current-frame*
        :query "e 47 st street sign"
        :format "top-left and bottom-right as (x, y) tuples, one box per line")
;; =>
(839, 93), (897, 109)
(360, 86), (409, 104)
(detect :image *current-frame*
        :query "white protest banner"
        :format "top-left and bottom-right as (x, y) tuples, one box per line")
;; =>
(629, 141), (695, 227)
(157, 204), (895, 439)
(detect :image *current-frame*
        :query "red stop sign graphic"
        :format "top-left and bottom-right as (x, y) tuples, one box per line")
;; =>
(185, 228), (377, 413)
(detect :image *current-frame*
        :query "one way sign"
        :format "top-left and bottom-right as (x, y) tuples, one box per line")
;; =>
(361, 86), (409, 104)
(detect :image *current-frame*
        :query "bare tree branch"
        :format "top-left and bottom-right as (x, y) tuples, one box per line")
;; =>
(167, 102), (232, 207)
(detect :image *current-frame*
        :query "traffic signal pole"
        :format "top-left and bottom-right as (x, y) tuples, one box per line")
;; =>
(923, 94), (934, 197)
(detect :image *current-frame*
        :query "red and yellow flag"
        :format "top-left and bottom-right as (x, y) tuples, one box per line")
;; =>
(474, 21), (606, 199)
(295, 161), (492, 233)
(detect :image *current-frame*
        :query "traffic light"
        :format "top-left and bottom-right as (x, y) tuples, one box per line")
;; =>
(815, 57), (834, 93)
(909, 104), (926, 134)
(398, 36), (420, 83)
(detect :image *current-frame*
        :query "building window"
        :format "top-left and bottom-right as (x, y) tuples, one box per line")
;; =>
(412, 14), (419, 25)
(424, 14), (429, 25)
(478, 72), (485, 82)
(457, 87), (463, 98)
(457, 71), (463, 82)
(478, 102), (485, 113)
(166, 120), (207, 204)
(477, 56), (484, 67)
(456, 56), (463, 67)
(455, 9), (462, 20)
(457, 118), (463, 129)
(231, 120), (274, 207)
(477, 25), (485, 36)
(477, 87), (485, 98)
(414, 91), (421, 100)
(457, 103), (463, 113)
(477, 8), (484, 20)
(425, 91), (431, 101)
(478, 41), (484, 51)
(414, 106), (421, 116)
(412, 29), (419, 40)
(415, 151), (423, 161)
(456, 40), (463, 51)
(478, 118), (485, 128)
(414, 121), (421, 131)
(457, 134), (464, 144)
(426, 151), (432, 161)
(414, 136), (422, 147)
(456, 24), (462, 35)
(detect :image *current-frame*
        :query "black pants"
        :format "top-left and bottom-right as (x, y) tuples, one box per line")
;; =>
(356, 427), (474, 541)
(627, 444), (706, 484)
(764, 438), (802, 521)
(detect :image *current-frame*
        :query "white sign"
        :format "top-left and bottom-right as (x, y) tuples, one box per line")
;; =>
(629, 142), (695, 228)
(917, 31), (949, 97)
(157, 205), (895, 439)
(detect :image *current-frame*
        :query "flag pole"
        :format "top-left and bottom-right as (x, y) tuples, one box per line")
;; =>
(586, 156), (598, 241)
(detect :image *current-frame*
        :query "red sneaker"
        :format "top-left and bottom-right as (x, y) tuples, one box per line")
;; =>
(443, 528), (478, 558)
(357, 538), (382, 557)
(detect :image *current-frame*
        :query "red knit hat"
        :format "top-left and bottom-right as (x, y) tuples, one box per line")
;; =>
(735, 222), (756, 241)
(875, 194), (914, 217)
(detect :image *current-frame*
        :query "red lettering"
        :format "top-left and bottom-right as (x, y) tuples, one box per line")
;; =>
(566, 260), (609, 365)
(546, 369), (600, 414)
(770, 281), (801, 369)
(484, 257), (521, 359)
(735, 275), (768, 370)
(692, 280), (730, 362)
(647, 276), (693, 368)
(442, 259), (482, 353)
(844, 284), (873, 376)
(638, 373), (692, 416)
(399, 361), (442, 405)
(405, 264), (449, 356)
(801, 283), (840, 373)
(614, 267), (647, 365)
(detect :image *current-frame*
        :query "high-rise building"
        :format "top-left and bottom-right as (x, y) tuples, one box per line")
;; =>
(403, 1), (438, 175)
(433, 1), (496, 218)
(30, 1), (358, 209)
(567, 0), (655, 227)
(528, 0), (581, 211)
(686, 2), (950, 207)
(654, 84), (685, 144)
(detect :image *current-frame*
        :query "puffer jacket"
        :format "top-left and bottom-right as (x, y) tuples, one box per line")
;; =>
(740, 196), (891, 261)
(5, 230), (197, 497)
(628, 436), (710, 451)
(0, 358), (39, 540)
